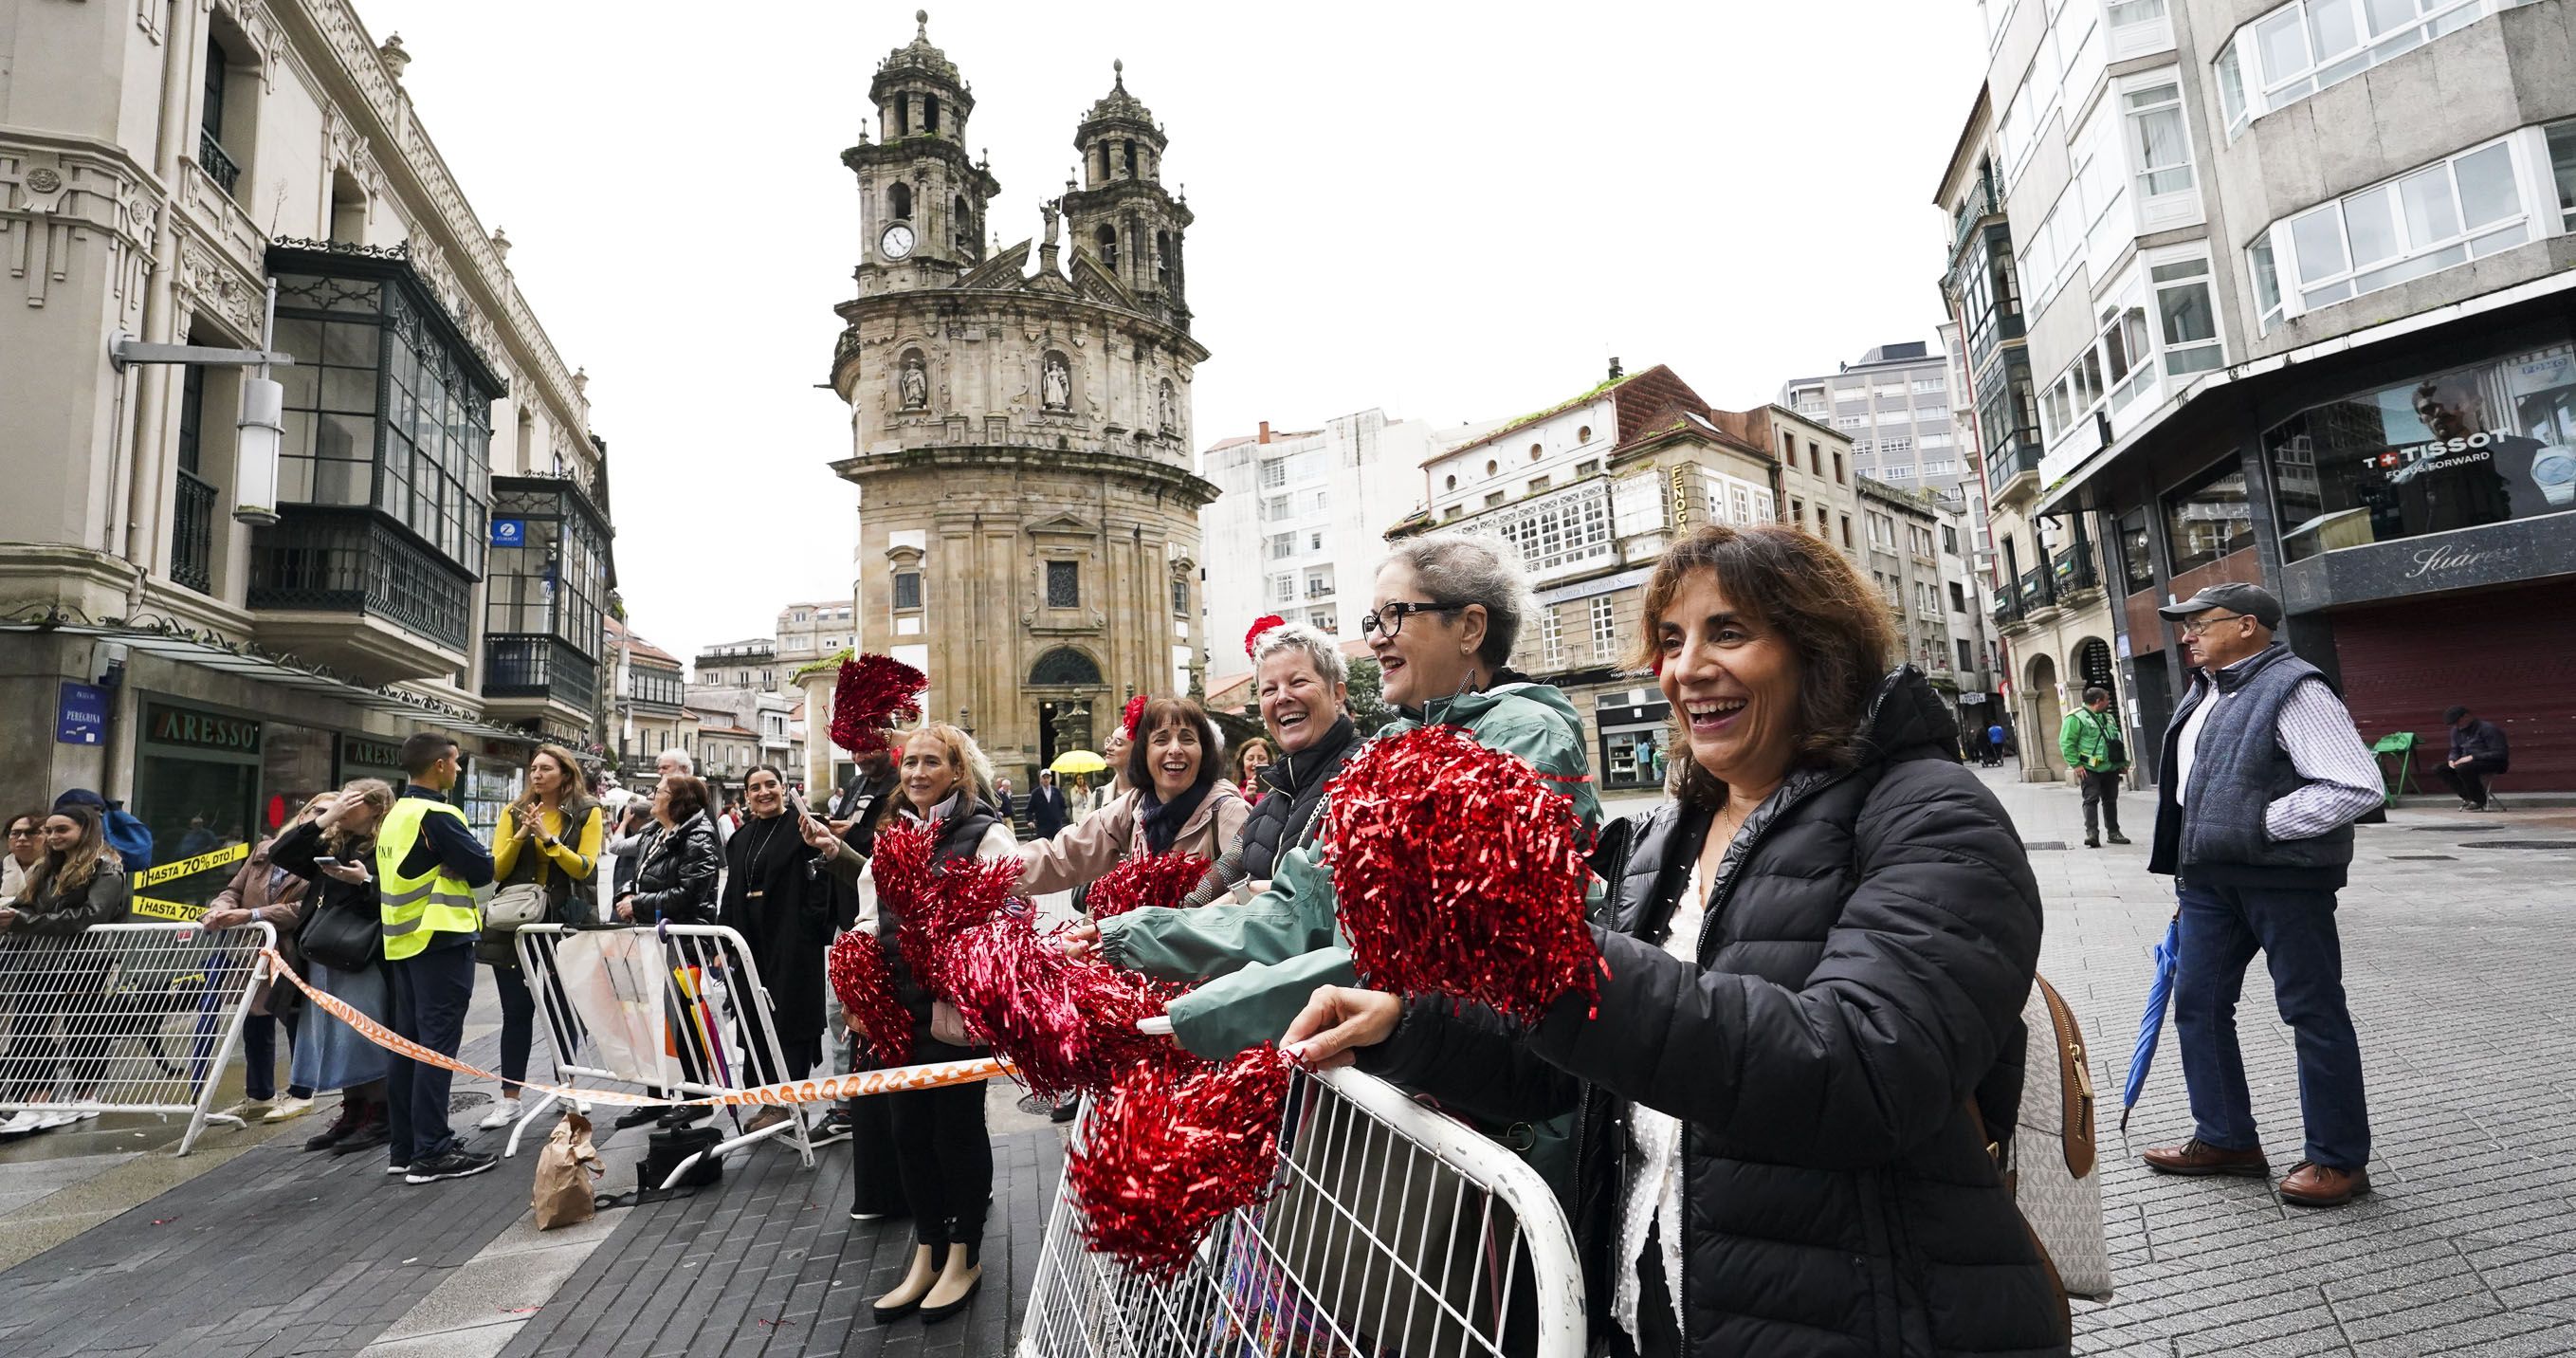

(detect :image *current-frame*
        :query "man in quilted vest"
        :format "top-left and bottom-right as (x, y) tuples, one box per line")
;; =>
(2142, 583), (2383, 1208)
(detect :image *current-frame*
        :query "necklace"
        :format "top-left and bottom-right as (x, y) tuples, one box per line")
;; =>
(739, 814), (789, 898)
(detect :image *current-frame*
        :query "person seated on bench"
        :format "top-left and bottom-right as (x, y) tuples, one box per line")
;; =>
(2439, 705), (2511, 811)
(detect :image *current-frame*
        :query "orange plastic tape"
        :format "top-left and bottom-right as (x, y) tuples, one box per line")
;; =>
(258, 946), (1011, 1106)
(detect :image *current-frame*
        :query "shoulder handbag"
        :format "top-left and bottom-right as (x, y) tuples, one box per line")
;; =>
(2093, 711), (2128, 767)
(484, 881), (551, 933)
(299, 890), (380, 972)
(2003, 975), (2112, 1301)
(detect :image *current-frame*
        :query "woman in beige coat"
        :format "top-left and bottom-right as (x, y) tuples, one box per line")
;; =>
(1017, 697), (1248, 897)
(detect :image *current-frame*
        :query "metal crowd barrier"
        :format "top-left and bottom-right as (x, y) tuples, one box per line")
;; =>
(1021, 1065), (1586, 1358)
(510, 923), (817, 1182)
(0, 921), (277, 1155)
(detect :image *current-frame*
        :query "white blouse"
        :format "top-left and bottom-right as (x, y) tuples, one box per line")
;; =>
(1614, 856), (1706, 1349)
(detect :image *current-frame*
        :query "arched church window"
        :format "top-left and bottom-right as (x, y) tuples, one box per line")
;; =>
(954, 195), (974, 253)
(1096, 144), (1109, 183)
(1123, 140), (1138, 175)
(1155, 230), (1171, 289)
(923, 93), (941, 135)
(888, 181), (912, 221)
(894, 98), (909, 138)
(1095, 225), (1118, 271)
(1030, 648), (1103, 687)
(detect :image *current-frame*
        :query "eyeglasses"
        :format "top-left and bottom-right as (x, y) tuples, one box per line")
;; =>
(1361, 600), (1467, 638)
(2178, 613), (2251, 636)
(5, 828), (35, 839)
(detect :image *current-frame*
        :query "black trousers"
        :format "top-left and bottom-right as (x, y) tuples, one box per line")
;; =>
(886, 1051), (990, 1251)
(2438, 756), (2506, 807)
(2081, 768), (2124, 837)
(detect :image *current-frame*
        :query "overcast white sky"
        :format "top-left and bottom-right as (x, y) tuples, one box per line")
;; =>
(358, 1), (1986, 664)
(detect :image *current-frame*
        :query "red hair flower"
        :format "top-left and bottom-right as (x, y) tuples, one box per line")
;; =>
(1120, 694), (1149, 742)
(1242, 615), (1288, 659)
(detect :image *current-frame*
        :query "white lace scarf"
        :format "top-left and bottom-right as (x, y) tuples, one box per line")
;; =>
(1614, 856), (1704, 1350)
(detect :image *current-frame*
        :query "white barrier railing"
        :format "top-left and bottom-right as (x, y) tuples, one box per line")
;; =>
(1021, 1065), (1587, 1358)
(509, 923), (816, 1181)
(0, 921), (276, 1155)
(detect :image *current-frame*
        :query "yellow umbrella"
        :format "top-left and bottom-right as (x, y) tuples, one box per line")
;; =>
(1050, 749), (1108, 776)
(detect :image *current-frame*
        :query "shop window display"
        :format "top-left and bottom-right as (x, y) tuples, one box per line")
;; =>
(2267, 341), (2576, 561)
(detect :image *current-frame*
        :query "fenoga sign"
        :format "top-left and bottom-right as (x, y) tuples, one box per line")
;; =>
(146, 704), (260, 753)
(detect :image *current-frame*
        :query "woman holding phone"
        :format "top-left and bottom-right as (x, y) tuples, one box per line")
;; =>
(269, 780), (398, 1156)
(480, 744), (602, 1129)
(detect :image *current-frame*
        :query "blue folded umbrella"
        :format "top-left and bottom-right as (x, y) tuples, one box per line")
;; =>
(2120, 914), (2182, 1132)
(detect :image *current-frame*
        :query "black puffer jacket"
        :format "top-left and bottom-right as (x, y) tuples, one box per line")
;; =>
(627, 813), (720, 925)
(1184, 714), (1361, 906)
(1365, 669), (2057, 1357)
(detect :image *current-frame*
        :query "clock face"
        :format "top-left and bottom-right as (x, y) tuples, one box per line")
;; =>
(881, 223), (916, 260)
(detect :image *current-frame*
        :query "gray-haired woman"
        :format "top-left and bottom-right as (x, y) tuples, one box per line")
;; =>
(1070, 534), (1603, 1059)
(1179, 620), (1361, 908)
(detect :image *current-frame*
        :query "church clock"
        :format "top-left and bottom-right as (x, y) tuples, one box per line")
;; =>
(879, 223), (916, 260)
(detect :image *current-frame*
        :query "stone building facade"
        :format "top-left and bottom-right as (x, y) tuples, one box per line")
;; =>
(0, 0), (616, 851)
(830, 17), (1214, 785)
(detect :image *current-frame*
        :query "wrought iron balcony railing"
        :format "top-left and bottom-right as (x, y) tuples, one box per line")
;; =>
(171, 469), (218, 594)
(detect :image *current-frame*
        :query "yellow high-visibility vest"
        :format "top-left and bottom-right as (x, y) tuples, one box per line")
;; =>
(375, 798), (481, 961)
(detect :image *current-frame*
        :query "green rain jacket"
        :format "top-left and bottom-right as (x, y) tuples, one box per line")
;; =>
(1095, 678), (1604, 1060)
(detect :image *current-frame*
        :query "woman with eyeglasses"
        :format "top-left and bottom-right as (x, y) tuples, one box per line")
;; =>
(2, 810), (42, 906)
(1070, 533), (1601, 1061)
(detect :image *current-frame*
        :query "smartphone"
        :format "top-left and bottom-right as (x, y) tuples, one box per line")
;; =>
(314, 855), (341, 868)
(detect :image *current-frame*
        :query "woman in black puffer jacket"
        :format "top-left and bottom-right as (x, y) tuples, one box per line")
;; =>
(1288, 523), (2059, 1358)
(1181, 620), (1362, 908)
(616, 776), (721, 926)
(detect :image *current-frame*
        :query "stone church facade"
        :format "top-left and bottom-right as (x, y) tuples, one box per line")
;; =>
(829, 14), (1215, 784)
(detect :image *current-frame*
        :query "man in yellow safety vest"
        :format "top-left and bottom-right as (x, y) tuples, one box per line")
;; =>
(375, 731), (497, 1184)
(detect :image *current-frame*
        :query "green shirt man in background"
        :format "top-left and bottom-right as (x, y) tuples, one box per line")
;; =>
(2061, 685), (2131, 849)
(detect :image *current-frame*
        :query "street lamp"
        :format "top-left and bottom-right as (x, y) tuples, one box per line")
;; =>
(110, 278), (294, 526)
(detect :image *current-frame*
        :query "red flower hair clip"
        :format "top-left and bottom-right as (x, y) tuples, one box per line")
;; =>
(1121, 693), (1149, 742)
(1243, 615), (1287, 659)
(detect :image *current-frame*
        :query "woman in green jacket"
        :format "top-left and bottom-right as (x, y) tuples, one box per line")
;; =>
(1069, 533), (1602, 1060)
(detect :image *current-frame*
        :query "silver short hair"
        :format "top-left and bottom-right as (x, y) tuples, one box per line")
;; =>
(1381, 533), (1537, 670)
(655, 748), (695, 774)
(1251, 621), (1348, 688)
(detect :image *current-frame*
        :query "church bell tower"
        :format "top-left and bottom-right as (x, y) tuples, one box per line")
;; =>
(842, 10), (1001, 294)
(1062, 61), (1193, 330)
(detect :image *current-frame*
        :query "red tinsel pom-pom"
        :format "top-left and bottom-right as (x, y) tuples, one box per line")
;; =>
(1120, 694), (1149, 743)
(934, 908), (1191, 1100)
(1082, 849), (1213, 921)
(1242, 614), (1287, 659)
(825, 929), (913, 1066)
(829, 653), (928, 756)
(1323, 725), (1601, 1023)
(1067, 1046), (1295, 1282)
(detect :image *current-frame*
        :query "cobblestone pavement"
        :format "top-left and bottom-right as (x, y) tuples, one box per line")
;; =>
(3, 767), (2572, 1356)
(1971, 766), (2576, 1358)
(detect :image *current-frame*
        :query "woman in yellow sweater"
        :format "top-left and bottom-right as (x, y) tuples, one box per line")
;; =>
(481, 743), (602, 1129)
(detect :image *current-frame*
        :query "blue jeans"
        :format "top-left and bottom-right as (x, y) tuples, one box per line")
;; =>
(241, 1009), (306, 1101)
(2172, 881), (2371, 1170)
(386, 940), (476, 1164)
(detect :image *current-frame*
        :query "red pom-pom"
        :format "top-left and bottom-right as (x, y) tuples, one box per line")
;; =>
(1323, 725), (1601, 1022)
(1082, 849), (1213, 921)
(826, 929), (913, 1065)
(935, 908), (1190, 1099)
(829, 653), (927, 756)
(1067, 1046), (1295, 1281)
(1120, 694), (1149, 743)
(1242, 615), (1287, 659)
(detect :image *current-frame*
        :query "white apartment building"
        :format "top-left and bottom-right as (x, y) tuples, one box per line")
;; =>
(1781, 343), (1970, 492)
(1198, 411), (1436, 684)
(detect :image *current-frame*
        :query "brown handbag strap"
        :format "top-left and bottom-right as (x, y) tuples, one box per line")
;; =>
(2035, 975), (2097, 1180)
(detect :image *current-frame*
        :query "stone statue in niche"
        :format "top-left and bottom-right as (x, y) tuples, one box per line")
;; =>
(1042, 353), (1071, 412)
(1158, 378), (1177, 432)
(899, 354), (929, 410)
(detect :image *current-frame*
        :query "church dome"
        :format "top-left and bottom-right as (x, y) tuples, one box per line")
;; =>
(1076, 61), (1164, 148)
(878, 9), (962, 86)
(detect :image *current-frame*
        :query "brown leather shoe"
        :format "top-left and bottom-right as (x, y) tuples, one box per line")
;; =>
(2278, 1161), (2370, 1207)
(2143, 1137), (2271, 1177)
